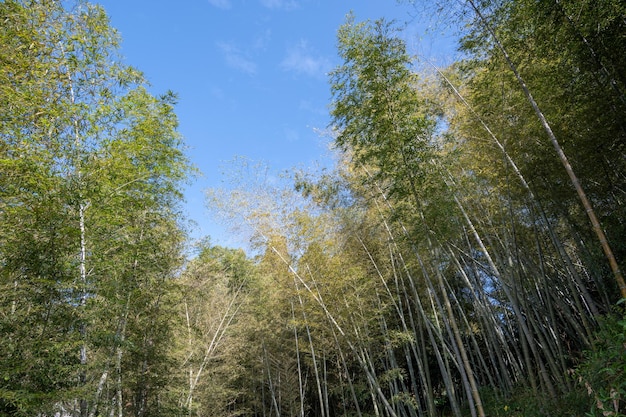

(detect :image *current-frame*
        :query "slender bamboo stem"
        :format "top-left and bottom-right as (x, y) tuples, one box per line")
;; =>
(466, 0), (626, 300)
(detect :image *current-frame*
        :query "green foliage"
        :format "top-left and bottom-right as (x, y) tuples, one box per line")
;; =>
(3, 0), (625, 416)
(474, 310), (626, 417)
(577, 308), (626, 417)
(457, 0), (626, 297)
(475, 385), (590, 417)
(200, 3), (626, 416)
(0, 1), (191, 415)
(331, 16), (438, 207)
(170, 242), (257, 417)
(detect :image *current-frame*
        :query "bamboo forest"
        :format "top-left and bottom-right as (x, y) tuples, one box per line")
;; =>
(1, 0), (625, 416)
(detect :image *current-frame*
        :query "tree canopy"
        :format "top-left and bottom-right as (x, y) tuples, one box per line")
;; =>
(1, 1), (625, 416)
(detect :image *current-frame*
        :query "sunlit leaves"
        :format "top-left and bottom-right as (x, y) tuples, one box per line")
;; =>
(0, 1), (191, 415)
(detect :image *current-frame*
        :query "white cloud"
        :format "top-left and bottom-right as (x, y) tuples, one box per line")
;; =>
(252, 29), (272, 51)
(280, 40), (331, 79)
(208, 0), (231, 9)
(217, 41), (257, 75)
(260, 0), (299, 10)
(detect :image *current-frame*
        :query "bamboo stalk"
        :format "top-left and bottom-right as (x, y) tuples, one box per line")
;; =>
(466, 0), (626, 300)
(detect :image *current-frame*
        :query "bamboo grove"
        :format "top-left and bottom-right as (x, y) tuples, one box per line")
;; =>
(1, 0), (625, 416)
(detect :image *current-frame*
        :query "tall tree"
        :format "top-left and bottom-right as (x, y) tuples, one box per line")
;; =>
(172, 242), (253, 417)
(457, 0), (626, 300)
(0, 1), (192, 415)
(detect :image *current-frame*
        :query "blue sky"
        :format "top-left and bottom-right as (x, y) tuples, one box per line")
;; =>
(97, 0), (459, 247)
